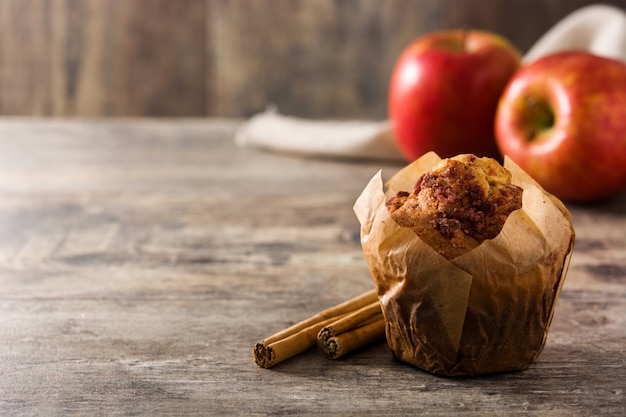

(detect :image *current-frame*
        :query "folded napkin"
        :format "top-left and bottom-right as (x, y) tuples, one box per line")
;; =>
(235, 4), (626, 162)
(234, 106), (402, 161)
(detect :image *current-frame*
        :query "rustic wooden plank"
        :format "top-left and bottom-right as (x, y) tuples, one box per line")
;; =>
(3, 0), (626, 117)
(0, 119), (624, 416)
(0, 0), (54, 114)
(205, 0), (443, 119)
(0, 0), (206, 116)
(441, 0), (626, 52)
(205, 0), (626, 119)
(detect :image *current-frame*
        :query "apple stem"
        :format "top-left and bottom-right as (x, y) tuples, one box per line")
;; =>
(525, 96), (554, 139)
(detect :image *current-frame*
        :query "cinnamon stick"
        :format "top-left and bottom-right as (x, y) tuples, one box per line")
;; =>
(317, 301), (385, 359)
(319, 318), (386, 360)
(253, 289), (380, 368)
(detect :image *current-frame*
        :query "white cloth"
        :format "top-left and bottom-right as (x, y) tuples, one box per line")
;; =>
(234, 106), (401, 161)
(524, 4), (626, 63)
(235, 4), (626, 161)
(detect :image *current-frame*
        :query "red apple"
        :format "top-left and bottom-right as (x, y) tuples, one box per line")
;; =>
(388, 30), (521, 161)
(495, 51), (626, 202)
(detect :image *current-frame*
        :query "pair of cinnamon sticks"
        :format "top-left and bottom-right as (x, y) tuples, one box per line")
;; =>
(253, 289), (385, 368)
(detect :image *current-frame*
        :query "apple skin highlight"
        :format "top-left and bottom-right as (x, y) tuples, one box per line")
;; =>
(496, 52), (626, 202)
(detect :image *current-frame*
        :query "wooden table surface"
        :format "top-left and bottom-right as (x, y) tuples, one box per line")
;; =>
(0, 119), (624, 416)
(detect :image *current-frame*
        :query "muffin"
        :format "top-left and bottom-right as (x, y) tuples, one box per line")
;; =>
(354, 152), (575, 376)
(386, 154), (523, 259)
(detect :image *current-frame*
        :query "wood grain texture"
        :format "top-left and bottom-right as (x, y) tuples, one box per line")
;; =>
(0, 0), (206, 116)
(206, 0), (444, 119)
(206, 0), (626, 118)
(440, 0), (626, 52)
(1, 0), (625, 117)
(0, 119), (624, 416)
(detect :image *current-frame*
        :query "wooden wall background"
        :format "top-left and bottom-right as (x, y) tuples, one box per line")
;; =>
(0, 0), (624, 119)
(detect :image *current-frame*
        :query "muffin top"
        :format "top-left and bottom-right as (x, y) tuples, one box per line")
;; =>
(386, 154), (523, 259)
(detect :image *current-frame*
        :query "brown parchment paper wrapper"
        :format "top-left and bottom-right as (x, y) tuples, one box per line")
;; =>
(354, 152), (575, 376)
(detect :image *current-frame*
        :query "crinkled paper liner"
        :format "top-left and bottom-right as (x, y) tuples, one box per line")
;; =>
(354, 152), (575, 376)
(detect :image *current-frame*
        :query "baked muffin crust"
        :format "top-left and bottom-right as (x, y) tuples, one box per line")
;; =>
(386, 154), (523, 259)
